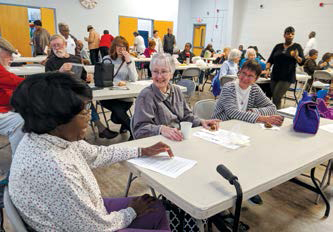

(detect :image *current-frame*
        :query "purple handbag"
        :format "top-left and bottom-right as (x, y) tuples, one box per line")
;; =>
(293, 92), (320, 134)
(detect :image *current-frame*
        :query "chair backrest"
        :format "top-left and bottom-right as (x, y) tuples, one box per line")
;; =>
(181, 67), (201, 79)
(193, 99), (216, 120)
(220, 75), (237, 87)
(176, 79), (196, 98)
(313, 70), (333, 82)
(4, 186), (29, 232)
(130, 117), (136, 140)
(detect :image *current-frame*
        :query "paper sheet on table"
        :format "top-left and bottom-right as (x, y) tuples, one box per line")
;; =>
(278, 107), (296, 117)
(193, 129), (250, 149)
(135, 80), (153, 85)
(319, 124), (333, 133)
(127, 152), (197, 178)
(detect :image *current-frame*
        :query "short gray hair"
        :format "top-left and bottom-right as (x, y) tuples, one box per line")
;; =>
(245, 48), (256, 59)
(150, 53), (175, 74)
(58, 22), (69, 31)
(228, 49), (242, 61)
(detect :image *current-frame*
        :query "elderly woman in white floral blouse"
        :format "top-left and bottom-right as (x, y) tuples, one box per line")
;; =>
(9, 72), (172, 232)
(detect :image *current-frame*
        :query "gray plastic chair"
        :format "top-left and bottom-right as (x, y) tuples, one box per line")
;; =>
(4, 186), (29, 232)
(193, 99), (216, 120)
(181, 67), (201, 81)
(312, 70), (333, 91)
(176, 79), (196, 104)
(220, 75), (237, 87)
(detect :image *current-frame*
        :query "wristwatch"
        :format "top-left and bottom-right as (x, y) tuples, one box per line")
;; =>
(126, 61), (132, 65)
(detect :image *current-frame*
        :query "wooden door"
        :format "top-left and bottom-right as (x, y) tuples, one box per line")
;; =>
(0, 4), (31, 56)
(192, 24), (206, 56)
(119, 16), (138, 46)
(41, 8), (56, 35)
(153, 20), (174, 41)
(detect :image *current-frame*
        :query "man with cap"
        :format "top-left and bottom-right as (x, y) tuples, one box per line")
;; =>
(30, 20), (51, 56)
(84, 25), (100, 64)
(0, 38), (25, 155)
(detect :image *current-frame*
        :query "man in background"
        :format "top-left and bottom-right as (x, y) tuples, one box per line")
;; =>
(58, 22), (80, 57)
(30, 20), (50, 56)
(163, 28), (176, 55)
(304, 31), (317, 57)
(133, 31), (146, 54)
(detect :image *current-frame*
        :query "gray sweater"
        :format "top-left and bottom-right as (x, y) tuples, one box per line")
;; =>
(133, 84), (202, 139)
(102, 56), (138, 83)
(212, 81), (277, 123)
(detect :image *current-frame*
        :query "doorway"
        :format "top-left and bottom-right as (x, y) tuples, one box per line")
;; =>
(192, 24), (206, 56)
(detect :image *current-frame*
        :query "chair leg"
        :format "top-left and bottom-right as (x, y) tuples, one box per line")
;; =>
(316, 159), (333, 203)
(99, 103), (110, 129)
(90, 121), (97, 140)
(124, 172), (138, 197)
(150, 187), (157, 198)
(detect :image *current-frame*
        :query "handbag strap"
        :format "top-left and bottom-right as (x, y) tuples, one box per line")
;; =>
(113, 61), (125, 78)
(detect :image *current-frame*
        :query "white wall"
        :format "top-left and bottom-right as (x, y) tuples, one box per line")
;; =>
(234, 0), (333, 59)
(177, 0), (230, 52)
(1, 0), (179, 47)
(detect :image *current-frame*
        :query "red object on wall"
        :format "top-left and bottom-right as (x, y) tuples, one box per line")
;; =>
(319, 2), (324, 7)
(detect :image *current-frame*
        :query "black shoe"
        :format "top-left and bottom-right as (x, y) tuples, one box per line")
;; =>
(120, 125), (128, 134)
(248, 195), (263, 205)
(98, 128), (118, 139)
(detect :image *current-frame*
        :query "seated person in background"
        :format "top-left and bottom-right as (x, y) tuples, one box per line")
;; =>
(0, 37), (25, 155)
(318, 52), (333, 70)
(133, 53), (220, 140)
(101, 36), (138, 136)
(304, 49), (328, 91)
(212, 48), (241, 97)
(9, 72), (172, 231)
(252, 46), (265, 61)
(144, 40), (157, 58)
(213, 60), (283, 125)
(240, 48), (266, 71)
(144, 40), (157, 78)
(77, 40), (91, 65)
(200, 43), (215, 58)
(177, 42), (195, 64)
(46, 34), (117, 139)
(213, 47), (230, 64)
(219, 48), (241, 78)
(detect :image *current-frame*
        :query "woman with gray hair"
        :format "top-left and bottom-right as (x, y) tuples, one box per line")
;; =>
(133, 53), (220, 140)
(239, 48), (266, 70)
(218, 48), (241, 79)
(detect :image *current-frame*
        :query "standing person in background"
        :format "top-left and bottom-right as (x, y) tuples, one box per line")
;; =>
(163, 28), (176, 55)
(58, 22), (80, 56)
(265, 26), (304, 109)
(152, 30), (163, 53)
(99, 30), (114, 58)
(84, 25), (100, 64)
(303, 31), (317, 57)
(30, 20), (50, 56)
(133, 32), (146, 55)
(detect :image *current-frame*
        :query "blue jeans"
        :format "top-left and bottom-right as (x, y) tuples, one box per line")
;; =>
(90, 104), (99, 122)
(0, 111), (24, 155)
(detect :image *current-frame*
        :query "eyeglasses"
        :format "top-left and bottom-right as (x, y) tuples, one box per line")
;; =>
(238, 71), (256, 79)
(84, 102), (92, 111)
(79, 102), (91, 116)
(152, 70), (170, 77)
(116, 45), (126, 48)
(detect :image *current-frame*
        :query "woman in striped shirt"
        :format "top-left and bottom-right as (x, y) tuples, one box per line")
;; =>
(212, 60), (283, 126)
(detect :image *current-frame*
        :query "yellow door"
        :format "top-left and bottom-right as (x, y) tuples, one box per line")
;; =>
(41, 8), (56, 35)
(0, 4), (31, 56)
(119, 16), (138, 46)
(154, 20), (173, 41)
(193, 25), (206, 56)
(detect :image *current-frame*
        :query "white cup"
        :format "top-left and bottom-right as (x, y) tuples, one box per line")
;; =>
(180, 121), (193, 139)
(186, 57), (190, 65)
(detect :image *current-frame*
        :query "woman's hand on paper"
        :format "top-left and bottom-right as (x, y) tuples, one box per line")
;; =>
(201, 119), (221, 131)
(142, 141), (174, 158)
